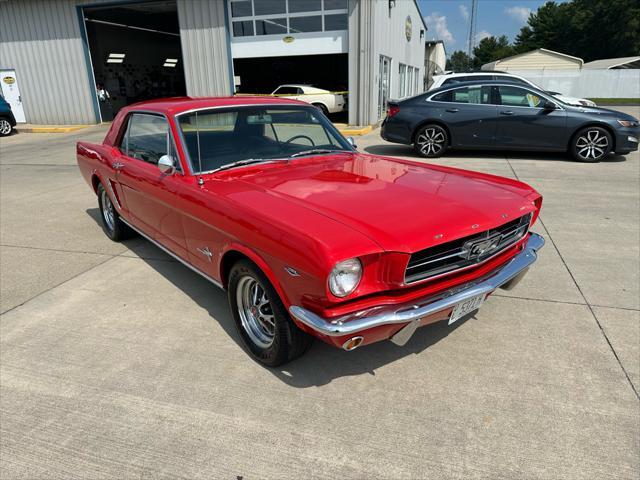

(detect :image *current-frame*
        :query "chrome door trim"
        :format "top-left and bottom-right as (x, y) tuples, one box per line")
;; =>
(120, 217), (224, 290)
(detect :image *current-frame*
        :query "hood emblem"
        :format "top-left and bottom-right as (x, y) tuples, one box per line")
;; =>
(434, 233), (443, 240)
(501, 213), (508, 219)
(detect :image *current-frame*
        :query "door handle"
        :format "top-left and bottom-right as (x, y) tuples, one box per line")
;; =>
(445, 108), (459, 113)
(112, 162), (124, 170)
(500, 110), (515, 115)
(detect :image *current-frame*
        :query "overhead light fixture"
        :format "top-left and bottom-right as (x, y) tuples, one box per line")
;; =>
(163, 58), (178, 68)
(107, 53), (125, 64)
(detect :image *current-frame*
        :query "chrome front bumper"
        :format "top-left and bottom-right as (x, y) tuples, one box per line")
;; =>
(289, 233), (545, 343)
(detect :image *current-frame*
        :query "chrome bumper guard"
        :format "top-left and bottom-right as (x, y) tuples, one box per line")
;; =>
(289, 233), (545, 343)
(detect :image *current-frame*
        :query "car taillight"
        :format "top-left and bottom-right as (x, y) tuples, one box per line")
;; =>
(387, 105), (400, 118)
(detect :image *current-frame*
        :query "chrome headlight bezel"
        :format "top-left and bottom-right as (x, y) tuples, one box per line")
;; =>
(328, 258), (362, 298)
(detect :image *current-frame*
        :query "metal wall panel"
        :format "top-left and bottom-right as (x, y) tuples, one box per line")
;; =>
(177, 0), (232, 97)
(0, 0), (105, 124)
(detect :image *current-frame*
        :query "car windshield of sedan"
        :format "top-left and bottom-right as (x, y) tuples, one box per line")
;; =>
(177, 106), (352, 174)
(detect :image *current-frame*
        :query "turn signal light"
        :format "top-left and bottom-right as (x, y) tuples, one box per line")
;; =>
(387, 105), (400, 118)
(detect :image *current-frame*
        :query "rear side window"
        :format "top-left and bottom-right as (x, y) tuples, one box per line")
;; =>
(120, 113), (175, 165)
(274, 86), (301, 95)
(431, 86), (492, 104)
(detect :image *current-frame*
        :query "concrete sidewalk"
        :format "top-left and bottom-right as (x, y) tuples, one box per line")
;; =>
(1, 112), (638, 479)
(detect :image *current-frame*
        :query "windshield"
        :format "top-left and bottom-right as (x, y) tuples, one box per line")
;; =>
(177, 105), (352, 174)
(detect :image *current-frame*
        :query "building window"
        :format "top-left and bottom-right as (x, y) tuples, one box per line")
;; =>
(324, 13), (347, 31)
(290, 15), (322, 33)
(254, 0), (286, 15)
(229, 0), (349, 38)
(399, 63), (407, 98)
(256, 17), (287, 35)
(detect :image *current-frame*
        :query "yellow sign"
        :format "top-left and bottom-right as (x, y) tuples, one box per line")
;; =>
(3, 76), (15, 85)
(283, 35), (295, 43)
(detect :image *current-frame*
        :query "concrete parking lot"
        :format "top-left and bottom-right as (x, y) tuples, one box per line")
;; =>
(1, 107), (639, 479)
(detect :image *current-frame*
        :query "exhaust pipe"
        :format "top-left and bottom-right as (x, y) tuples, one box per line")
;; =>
(342, 336), (364, 351)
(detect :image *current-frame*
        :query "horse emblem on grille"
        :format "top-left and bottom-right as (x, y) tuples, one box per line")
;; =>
(463, 234), (502, 260)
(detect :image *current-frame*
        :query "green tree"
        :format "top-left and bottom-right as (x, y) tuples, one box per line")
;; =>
(446, 50), (472, 72)
(513, 0), (640, 61)
(473, 35), (515, 68)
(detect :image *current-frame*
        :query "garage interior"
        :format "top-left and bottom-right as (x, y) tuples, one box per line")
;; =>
(233, 53), (348, 95)
(83, 1), (186, 121)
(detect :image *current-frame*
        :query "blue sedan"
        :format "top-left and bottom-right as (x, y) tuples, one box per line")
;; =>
(381, 80), (639, 162)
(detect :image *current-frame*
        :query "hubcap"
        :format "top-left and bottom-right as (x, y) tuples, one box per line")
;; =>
(576, 130), (608, 160)
(0, 119), (11, 135)
(236, 276), (275, 348)
(101, 189), (115, 232)
(417, 128), (445, 156)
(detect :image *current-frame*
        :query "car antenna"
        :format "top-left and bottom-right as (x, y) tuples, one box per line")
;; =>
(195, 111), (204, 185)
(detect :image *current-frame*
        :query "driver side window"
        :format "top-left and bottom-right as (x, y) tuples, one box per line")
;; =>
(119, 113), (177, 166)
(498, 86), (543, 108)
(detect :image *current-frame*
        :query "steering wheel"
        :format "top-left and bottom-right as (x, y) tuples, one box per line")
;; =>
(285, 135), (315, 146)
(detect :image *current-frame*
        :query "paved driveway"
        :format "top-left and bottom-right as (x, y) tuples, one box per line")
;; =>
(1, 108), (638, 479)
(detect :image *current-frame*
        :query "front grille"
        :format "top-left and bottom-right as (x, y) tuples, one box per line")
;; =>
(404, 214), (532, 284)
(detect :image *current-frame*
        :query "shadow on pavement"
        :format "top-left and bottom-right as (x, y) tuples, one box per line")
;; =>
(86, 208), (470, 388)
(363, 144), (627, 163)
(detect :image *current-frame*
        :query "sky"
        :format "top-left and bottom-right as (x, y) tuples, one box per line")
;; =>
(416, 0), (568, 56)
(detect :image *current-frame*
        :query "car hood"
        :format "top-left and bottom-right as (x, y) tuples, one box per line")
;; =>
(224, 153), (538, 253)
(568, 105), (638, 121)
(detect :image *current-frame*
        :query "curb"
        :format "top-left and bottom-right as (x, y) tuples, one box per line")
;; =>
(17, 125), (90, 133)
(336, 125), (373, 136)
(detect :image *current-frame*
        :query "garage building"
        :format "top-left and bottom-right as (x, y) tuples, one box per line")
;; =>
(0, 0), (427, 126)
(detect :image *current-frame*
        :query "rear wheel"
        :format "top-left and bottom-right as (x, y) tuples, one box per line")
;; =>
(228, 260), (312, 366)
(571, 126), (612, 162)
(97, 183), (130, 241)
(0, 118), (13, 136)
(414, 124), (448, 158)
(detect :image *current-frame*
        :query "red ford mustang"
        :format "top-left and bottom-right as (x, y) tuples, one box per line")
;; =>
(77, 96), (544, 366)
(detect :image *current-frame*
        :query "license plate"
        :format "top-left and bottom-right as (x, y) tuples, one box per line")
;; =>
(449, 294), (485, 325)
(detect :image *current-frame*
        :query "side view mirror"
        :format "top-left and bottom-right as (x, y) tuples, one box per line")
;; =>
(347, 136), (357, 149)
(542, 100), (557, 110)
(158, 154), (176, 174)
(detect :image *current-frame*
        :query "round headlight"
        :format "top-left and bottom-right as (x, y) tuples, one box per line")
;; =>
(328, 258), (362, 297)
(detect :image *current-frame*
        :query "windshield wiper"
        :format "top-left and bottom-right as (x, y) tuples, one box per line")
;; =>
(205, 158), (275, 174)
(289, 149), (350, 158)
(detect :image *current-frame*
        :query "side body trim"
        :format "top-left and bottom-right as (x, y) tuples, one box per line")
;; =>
(120, 217), (224, 290)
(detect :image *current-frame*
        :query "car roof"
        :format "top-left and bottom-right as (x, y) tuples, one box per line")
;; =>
(430, 79), (537, 90)
(123, 96), (309, 116)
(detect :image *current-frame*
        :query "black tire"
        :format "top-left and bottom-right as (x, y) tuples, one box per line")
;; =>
(228, 260), (312, 366)
(97, 182), (130, 241)
(413, 124), (448, 158)
(0, 118), (13, 137)
(312, 103), (329, 116)
(570, 126), (612, 162)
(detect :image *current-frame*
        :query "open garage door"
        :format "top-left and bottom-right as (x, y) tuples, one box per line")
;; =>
(83, 1), (186, 121)
(233, 53), (347, 95)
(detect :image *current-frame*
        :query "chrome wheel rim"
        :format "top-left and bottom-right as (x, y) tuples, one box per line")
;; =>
(101, 189), (115, 232)
(0, 120), (11, 135)
(417, 128), (445, 156)
(236, 275), (275, 348)
(576, 130), (608, 160)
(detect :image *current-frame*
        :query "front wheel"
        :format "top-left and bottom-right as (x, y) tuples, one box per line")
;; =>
(0, 118), (13, 136)
(97, 182), (130, 241)
(413, 124), (448, 158)
(228, 260), (312, 366)
(571, 127), (612, 162)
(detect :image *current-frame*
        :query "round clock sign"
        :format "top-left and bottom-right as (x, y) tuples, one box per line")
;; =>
(405, 16), (412, 42)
